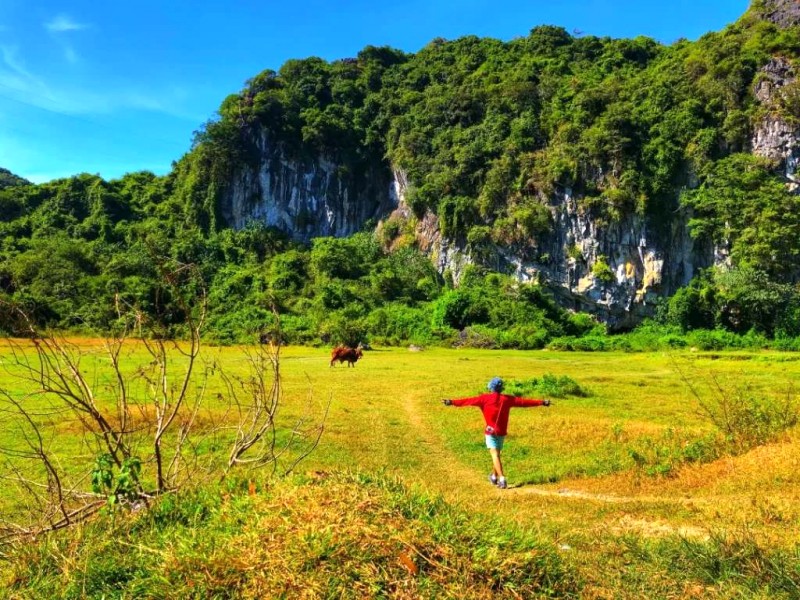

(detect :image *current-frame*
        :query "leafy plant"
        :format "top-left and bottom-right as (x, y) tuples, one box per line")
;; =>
(503, 374), (590, 399)
(591, 256), (616, 284)
(91, 455), (143, 507)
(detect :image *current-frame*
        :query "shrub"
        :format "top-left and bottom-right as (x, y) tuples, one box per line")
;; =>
(566, 311), (605, 336)
(318, 309), (369, 347)
(662, 280), (716, 331)
(500, 325), (551, 350)
(628, 429), (721, 477)
(430, 289), (489, 331)
(454, 325), (500, 349)
(503, 374), (590, 399)
(366, 304), (433, 345)
(591, 256), (616, 284)
(699, 385), (799, 453)
(547, 336), (609, 352)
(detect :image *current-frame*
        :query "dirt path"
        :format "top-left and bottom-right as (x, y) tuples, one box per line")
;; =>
(398, 391), (716, 540)
(514, 485), (699, 505)
(399, 392), (485, 492)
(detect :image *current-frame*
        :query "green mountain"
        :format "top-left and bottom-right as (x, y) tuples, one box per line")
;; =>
(0, 168), (30, 190)
(178, 0), (799, 326)
(0, 0), (798, 343)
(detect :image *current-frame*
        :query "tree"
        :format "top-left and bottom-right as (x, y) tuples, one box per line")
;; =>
(684, 154), (800, 279)
(0, 264), (329, 544)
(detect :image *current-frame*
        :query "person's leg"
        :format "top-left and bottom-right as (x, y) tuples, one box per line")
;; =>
(488, 448), (504, 479)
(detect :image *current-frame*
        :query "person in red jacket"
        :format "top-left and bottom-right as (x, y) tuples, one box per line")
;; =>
(443, 377), (550, 489)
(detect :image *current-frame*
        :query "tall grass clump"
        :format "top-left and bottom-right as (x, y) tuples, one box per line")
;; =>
(623, 530), (800, 598)
(698, 386), (799, 453)
(627, 428), (721, 477)
(0, 471), (581, 599)
(675, 358), (800, 453)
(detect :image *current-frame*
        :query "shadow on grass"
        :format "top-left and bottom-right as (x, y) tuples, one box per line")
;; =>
(508, 476), (561, 489)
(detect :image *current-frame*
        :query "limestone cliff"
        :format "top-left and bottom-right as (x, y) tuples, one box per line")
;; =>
(218, 3), (800, 329)
(384, 15), (800, 329)
(756, 0), (800, 28)
(752, 56), (799, 190)
(218, 129), (396, 242)
(389, 168), (711, 329)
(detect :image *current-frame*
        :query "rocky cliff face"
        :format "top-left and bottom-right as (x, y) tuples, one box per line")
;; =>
(387, 52), (800, 329)
(758, 0), (800, 28)
(218, 128), (397, 242)
(220, 10), (800, 330)
(390, 168), (711, 329)
(752, 57), (799, 191)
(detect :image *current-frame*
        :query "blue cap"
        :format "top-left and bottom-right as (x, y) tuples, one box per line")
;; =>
(487, 377), (504, 392)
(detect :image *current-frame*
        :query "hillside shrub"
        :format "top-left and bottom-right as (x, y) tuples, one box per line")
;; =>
(366, 303), (433, 345)
(547, 336), (609, 352)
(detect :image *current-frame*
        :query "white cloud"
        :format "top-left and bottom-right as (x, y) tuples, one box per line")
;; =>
(44, 15), (89, 33)
(0, 45), (48, 95)
(0, 45), (200, 120)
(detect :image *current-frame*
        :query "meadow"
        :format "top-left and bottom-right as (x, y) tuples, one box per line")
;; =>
(1, 341), (799, 598)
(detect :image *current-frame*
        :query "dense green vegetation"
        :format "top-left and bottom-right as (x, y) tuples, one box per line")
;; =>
(0, 176), (593, 346)
(1, 4), (800, 346)
(0, 168), (29, 190)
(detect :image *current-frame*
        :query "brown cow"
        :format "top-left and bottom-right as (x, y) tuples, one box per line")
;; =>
(330, 345), (363, 367)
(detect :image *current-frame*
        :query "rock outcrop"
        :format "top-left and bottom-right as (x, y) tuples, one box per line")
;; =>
(752, 57), (800, 190)
(399, 176), (711, 329)
(218, 129), (397, 242)
(757, 0), (800, 28)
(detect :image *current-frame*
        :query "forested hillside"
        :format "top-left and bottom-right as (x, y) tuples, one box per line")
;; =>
(1, 1), (799, 346)
(0, 168), (29, 190)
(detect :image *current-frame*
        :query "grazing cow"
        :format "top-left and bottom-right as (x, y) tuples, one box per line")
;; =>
(330, 345), (363, 367)
(259, 331), (281, 346)
(258, 331), (280, 345)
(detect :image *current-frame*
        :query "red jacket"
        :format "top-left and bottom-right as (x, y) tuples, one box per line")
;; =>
(451, 393), (546, 436)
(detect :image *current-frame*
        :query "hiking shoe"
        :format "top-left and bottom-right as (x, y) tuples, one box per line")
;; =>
(497, 477), (508, 489)
(488, 474), (498, 486)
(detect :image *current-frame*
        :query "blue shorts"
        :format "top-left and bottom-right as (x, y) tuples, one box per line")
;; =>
(485, 434), (505, 450)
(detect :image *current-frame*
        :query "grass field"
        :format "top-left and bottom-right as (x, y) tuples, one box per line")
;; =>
(1, 341), (799, 598)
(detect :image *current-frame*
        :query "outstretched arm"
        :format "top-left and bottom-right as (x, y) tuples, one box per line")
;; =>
(442, 395), (485, 407)
(512, 397), (551, 407)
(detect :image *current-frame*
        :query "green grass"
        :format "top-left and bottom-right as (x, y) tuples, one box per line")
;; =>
(1, 341), (800, 597)
(2, 472), (580, 599)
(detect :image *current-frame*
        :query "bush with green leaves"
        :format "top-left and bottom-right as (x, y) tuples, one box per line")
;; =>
(697, 384), (799, 453)
(502, 373), (590, 399)
(627, 429), (721, 477)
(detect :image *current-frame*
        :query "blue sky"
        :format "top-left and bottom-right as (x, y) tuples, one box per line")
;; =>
(0, 0), (749, 183)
